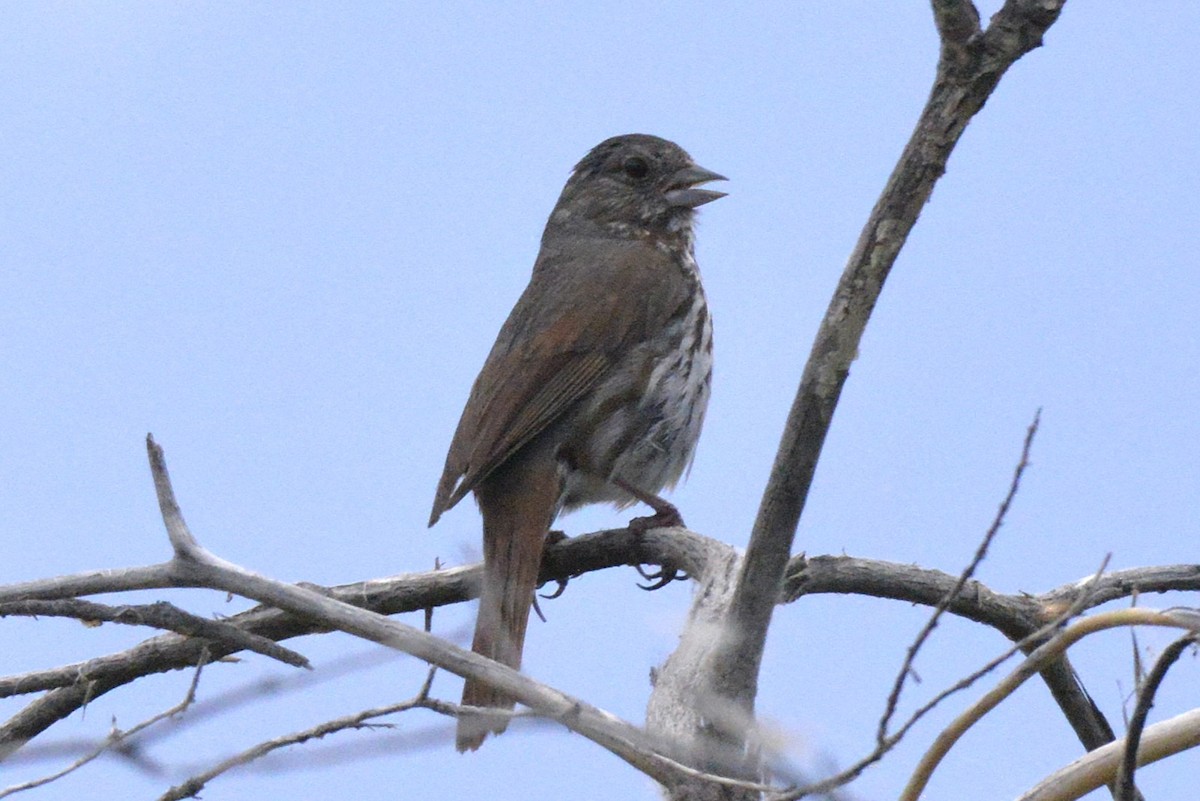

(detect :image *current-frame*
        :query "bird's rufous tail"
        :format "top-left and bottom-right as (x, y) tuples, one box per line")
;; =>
(456, 455), (558, 752)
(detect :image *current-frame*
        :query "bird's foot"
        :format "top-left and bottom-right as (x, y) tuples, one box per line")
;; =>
(613, 480), (687, 588)
(626, 506), (684, 533)
(615, 479), (686, 531)
(538, 530), (571, 600)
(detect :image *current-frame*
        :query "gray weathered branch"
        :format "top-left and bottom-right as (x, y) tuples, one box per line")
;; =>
(3, 521), (1193, 768)
(656, 1), (1068, 795)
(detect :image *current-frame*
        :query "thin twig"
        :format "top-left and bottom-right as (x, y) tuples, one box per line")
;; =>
(878, 410), (1040, 743)
(146, 434), (200, 555)
(158, 684), (435, 800)
(1114, 633), (1199, 801)
(0, 652), (208, 798)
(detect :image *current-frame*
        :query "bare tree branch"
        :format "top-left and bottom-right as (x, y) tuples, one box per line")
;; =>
(701, 6), (1069, 783)
(645, 540), (751, 782)
(784, 559), (1200, 632)
(0, 654), (207, 799)
(1042, 565), (1200, 608)
(1114, 633), (1199, 801)
(0, 599), (308, 669)
(162, 593), (445, 797)
(0, 524), (706, 606)
(785, 552), (1200, 765)
(2, 435), (1193, 794)
(0, 524), (721, 755)
(1016, 708), (1200, 801)
(136, 435), (744, 789)
(4, 531), (1194, 764)
(0, 566), (177, 604)
(158, 669), (440, 800)
(931, 0), (981, 52)
(899, 607), (1200, 801)
(773, 554), (1108, 801)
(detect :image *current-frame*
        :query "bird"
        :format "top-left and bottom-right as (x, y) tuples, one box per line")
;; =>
(428, 133), (725, 751)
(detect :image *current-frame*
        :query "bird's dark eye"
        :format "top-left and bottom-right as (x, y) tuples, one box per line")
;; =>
(622, 156), (650, 180)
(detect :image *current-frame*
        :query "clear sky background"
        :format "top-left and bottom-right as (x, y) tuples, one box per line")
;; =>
(2, 3), (1198, 800)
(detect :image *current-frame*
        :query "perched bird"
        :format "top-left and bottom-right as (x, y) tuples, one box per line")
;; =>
(429, 134), (725, 751)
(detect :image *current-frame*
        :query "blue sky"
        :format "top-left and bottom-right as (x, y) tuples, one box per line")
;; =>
(2, 3), (1198, 799)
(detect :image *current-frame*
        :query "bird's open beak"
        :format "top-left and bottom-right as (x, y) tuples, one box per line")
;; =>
(664, 165), (728, 208)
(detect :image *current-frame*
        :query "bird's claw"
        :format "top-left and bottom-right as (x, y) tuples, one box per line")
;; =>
(539, 576), (570, 600)
(635, 563), (687, 591)
(531, 593), (548, 623)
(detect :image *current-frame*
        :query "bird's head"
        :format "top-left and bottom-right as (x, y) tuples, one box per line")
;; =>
(551, 134), (726, 237)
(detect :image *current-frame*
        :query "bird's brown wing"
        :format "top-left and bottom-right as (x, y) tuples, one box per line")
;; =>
(428, 238), (692, 525)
